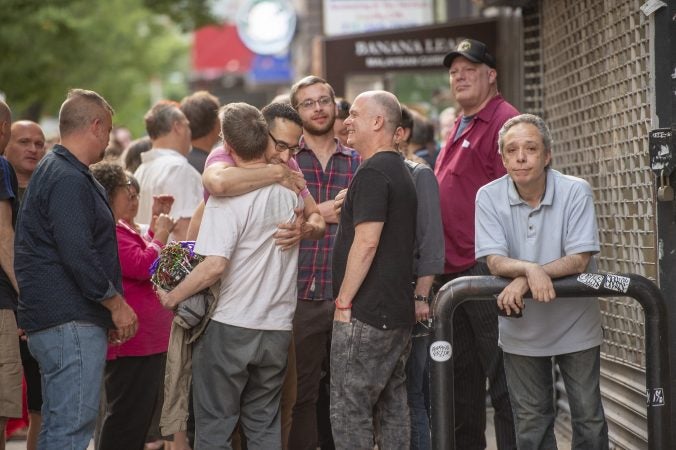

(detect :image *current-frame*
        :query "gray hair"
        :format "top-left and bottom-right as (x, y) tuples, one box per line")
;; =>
(368, 91), (401, 133)
(498, 113), (552, 154)
(144, 101), (185, 140)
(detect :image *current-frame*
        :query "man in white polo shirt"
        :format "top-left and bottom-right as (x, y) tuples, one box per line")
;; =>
(135, 100), (202, 240)
(475, 114), (608, 449)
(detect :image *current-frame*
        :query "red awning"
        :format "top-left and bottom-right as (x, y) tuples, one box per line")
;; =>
(192, 24), (254, 78)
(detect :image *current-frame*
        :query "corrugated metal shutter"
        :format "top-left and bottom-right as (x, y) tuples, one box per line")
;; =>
(524, 1), (654, 448)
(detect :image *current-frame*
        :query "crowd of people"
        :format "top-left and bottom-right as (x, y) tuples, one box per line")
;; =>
(0, 38), (609, 450)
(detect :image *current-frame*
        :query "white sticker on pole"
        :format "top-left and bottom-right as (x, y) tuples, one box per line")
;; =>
(430, 340), (452, 362)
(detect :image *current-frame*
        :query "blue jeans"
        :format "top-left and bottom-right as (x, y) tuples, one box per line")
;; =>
(27, 321), (108, 450)
(503, 347), (609, 450)
(405, 327), (431, 450)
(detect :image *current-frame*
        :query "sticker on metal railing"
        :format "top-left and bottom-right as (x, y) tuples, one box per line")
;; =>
(603, 274), (630, 293)
(577, 273), (604, 289)
(430, 341), (452, 362)
(647, 388), (665, 406)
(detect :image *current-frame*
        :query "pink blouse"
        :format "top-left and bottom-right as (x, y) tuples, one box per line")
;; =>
(106, 220), (173, 359)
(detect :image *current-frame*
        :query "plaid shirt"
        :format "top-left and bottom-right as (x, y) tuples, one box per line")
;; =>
(296, 137), (360, 301)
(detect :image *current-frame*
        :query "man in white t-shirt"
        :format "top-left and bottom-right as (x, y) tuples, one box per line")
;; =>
(134, 100), (202, 240)
(158, 102), (299, 449)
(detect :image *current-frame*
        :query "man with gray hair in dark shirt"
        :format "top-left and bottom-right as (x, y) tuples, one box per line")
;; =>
(15, 89), (137, 450)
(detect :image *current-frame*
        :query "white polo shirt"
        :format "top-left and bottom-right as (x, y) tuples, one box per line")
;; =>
(475, 169), (602, 357)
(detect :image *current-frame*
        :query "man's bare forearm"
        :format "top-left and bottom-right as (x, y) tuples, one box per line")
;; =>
(302, 195), (325, 239)
(414, 275), (435, 297)
(303, 212), (326, 240)
(165, 256), (227, 307)
(335, 222), (383, 306)
(203, 164), (285, 197)
(487, 253), (592, 279)
(317, 200), (339, 224)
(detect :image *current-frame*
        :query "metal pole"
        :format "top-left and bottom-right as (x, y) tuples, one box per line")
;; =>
(431, 273), (670, 450)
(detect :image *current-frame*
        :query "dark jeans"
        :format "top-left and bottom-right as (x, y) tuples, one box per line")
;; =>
(330, 318), (411, 450)
(438, 263), (516, 450)
(405, 329), (431, 450)
(98, 353), (166, 450)
(504, 347), (608, 450)
(289, 299), (334, 450)
(193, 321), (290, 450)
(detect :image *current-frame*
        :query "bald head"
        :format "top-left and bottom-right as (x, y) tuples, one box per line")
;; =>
(346, 90), (403, 158)
(362, 91), (402, 133)
(0, 100), (12, 154)
(6, 121), (46, 186)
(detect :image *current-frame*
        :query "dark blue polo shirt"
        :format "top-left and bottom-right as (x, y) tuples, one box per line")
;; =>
(15, 145), (122, 332)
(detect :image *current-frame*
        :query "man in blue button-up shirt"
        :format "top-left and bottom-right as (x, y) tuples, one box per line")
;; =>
(15, 89), (137, 450)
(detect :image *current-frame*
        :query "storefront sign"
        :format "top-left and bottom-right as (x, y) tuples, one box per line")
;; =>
(322, 0), (434, 36)
(322, 19), (498, 94)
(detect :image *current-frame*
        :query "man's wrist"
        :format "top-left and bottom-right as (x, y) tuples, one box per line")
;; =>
(334, 298), (352, 310)
(270, 164), (285, 181)
(414, 294), (429, 303)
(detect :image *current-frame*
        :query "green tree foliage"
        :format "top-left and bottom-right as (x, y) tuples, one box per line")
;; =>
(0, 0), (216, 136)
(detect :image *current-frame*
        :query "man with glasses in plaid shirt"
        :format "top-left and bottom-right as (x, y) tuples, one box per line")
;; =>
(288, 76), (360, 450)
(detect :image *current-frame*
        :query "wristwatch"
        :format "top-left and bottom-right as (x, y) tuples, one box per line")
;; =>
(414, 294), (429, 303)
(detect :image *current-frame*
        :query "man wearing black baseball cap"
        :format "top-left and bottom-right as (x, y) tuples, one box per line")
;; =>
(443, 38), (497, 69)
(434, 38), (518, 450)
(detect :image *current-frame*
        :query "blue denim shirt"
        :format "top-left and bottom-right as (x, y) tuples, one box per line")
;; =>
(15, 145), (122, 332)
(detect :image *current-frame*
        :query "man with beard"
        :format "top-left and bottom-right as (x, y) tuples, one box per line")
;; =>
(288, 76), (360, 450)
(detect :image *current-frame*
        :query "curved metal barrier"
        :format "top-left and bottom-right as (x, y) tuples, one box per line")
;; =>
(430, 273), (670, 450)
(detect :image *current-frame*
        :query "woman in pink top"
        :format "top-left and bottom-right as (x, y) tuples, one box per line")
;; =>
(91, 162), (176, 450)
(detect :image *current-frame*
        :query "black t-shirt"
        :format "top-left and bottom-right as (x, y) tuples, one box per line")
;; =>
(0, 157), (19, 310)
(332, 151), (417, 329)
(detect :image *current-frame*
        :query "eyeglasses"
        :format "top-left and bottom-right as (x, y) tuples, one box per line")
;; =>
(118, 180), (138, 200)
(296, 96), (333, 111)
(269, 132), (301, 155)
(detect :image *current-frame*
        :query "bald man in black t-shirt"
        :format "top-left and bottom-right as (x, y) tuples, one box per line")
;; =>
(330, 91), (417, 450)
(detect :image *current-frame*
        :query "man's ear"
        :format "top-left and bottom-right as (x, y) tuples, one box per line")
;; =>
(372, 115), (385, 131)
(488, 68), (497, 84)
(393, 126), (406, 145)
(172, 119), (184, 134)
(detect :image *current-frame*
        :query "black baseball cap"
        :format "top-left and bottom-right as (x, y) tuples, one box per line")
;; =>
(443, 39), (496, 69)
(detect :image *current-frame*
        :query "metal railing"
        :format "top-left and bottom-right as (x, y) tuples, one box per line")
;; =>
(430, 273), (670, 450)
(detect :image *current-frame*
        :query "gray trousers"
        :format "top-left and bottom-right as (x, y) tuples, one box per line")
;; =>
(330, 318), (412, 450)
(192, 321), (291, 450)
